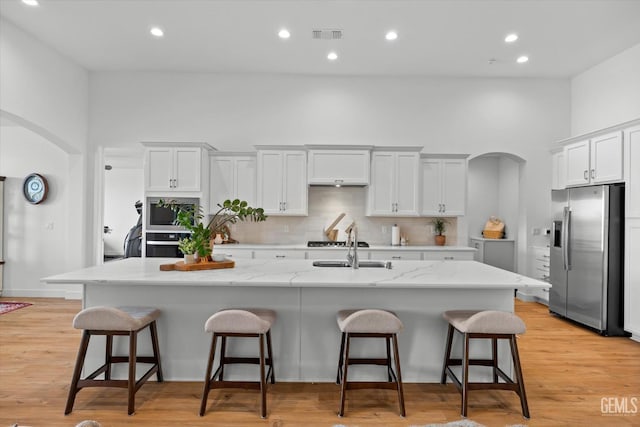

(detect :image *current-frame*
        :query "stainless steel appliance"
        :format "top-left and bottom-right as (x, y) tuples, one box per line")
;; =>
(146, 197), (198, 231)
(145, 231), (191, 258)
(549, 184), (625, 335)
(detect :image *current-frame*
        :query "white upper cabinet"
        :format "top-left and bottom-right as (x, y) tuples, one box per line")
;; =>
(564, 131), (623, 187)
(209, 154), (256, 213)
(257, 149), (308, 216)
(551, 150), (566, 190)
(625, 125), (640, 218)
(144, 145), (202, 192)
(307, 148), (371, 186)
(368, 150), (420, 216)
(421, 156), (467, 216)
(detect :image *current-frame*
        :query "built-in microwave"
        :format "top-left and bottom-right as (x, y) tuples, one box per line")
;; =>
(146, 197), (199, 231)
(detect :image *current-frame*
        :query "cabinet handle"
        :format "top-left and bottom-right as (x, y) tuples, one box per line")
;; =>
(542, 264), (549, 268)
(275, 255), (286, 259)
(279, 202), (283, 211)
(444, 256), (454, 260)
(591, 169), (595, 179)
(283, 201), (287, 211)
(442, 204), (446, 213)
(392, 256), (402, 260)
(584, 170), (588, 180)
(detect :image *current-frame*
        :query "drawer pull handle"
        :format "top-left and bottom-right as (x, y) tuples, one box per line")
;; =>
(275, 255), (286, 259)
(392, 256), (402, 260)
(444, 256), (454, 260)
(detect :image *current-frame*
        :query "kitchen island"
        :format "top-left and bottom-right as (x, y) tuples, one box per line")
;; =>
(43, 258), (549, 382)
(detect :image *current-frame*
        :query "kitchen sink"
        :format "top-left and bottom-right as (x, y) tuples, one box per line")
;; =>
(312, 260), (390, 268)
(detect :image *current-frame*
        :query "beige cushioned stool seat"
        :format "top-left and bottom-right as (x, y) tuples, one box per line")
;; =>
(73, 306), (161, 331)
(205, 309), (276, 334)
(442, 310), (526, 334)
(337, 309), (403, 334)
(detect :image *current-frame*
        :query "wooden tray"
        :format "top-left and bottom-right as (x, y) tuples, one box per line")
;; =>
(160, 259), (235, 271)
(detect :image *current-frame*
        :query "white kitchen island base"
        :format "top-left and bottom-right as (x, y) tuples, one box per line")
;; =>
(44, 258), (548, 382)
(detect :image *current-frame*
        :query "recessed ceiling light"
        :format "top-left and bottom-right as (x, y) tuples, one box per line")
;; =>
(327, 51), (338, 61)
(22, 0), (39, 6)
(150, 27), (164, 38)
(385, 31), (398, 41)
(516, 55), (529, 64)
(278, 29), (291, 39)
(505, 33), (518, 43)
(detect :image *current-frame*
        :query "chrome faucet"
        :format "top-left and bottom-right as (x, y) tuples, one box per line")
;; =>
(346, 223), (359, 269)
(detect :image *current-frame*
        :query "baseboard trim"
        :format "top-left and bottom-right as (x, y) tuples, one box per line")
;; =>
(516, 290), (549, 306)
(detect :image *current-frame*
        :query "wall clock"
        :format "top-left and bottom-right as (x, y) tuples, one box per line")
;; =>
(23, 173), (49, 204)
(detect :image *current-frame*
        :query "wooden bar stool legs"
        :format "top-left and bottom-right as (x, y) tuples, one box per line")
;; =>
(440, 310), (530, 419)
(336, 309), (405, 417)
(65, 306), (163, 415)
(200, 309), (276, 418)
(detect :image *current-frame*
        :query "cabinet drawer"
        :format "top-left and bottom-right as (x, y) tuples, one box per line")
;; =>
(253, 250), (306, 260)
(424, 251), (475, 261)
(217, 248), (253, 259)
(370, 251), (422, 261)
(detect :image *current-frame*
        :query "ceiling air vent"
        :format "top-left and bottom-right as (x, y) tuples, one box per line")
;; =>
(312, 29), (343, 40)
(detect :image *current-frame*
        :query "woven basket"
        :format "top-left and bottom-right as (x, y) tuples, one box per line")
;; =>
(482, 230), (504, 239)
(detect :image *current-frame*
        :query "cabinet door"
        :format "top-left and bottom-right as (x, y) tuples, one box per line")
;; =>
(394, 153), (420, 215)
(253, 249), (306, 260)
(625, 126), (640, 218)
(551, 151), (566, 190)
(235, 157), (257, 207)
(308, 150), (370, 185)
(210, 157), (234, 209)
(421, 159), (442, 215)
(423, 251), (474, 261)
(564, 140), (590, 187)
(173, 147), (201, 191)
(625, 218), (640, 335)
(145, 147), (173, 191)
(282, 151), (308, 215)
(257, 151), (284, 214)
(370, 251), (422, 261)
(591, 131), (623, 184)
(441, 159), (466, 215)
(368, 152), (396, 215)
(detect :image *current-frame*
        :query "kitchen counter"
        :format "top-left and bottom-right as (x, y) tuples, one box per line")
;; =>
(43, 258), (548, 382)
(215, 243), (476, 251)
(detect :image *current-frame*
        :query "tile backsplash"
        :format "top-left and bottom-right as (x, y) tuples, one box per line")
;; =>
(227, 187), (457, 246)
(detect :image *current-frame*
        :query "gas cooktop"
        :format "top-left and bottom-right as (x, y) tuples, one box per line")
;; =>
(307, 241), (370, 248)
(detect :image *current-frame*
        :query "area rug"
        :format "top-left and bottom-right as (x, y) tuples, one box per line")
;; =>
(0, 302), (32, 315)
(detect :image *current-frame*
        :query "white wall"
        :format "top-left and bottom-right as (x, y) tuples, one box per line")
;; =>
(89, 72), (570, 273)
(0, 18), (90, 298)
(571, 43), (640, 135)
(0, 125), (80, 298)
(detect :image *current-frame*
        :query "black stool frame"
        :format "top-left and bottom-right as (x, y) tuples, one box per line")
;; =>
(440, 323), (530, 418)
(65, 320), (163, 415)
(336, 331), (406, 417)
(200, 330), (275, 418)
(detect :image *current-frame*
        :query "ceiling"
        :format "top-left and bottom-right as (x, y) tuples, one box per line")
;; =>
(1, 0), (640, 78)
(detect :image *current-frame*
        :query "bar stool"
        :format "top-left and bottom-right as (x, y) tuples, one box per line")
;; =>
(440, 310), (529, 418)
(199, 308), (276, 419)
(65, 306), (163, 415)
(335, 309), (405, 417)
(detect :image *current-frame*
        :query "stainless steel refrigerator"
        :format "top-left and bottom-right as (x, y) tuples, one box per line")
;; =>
(549, 184), (625, 336)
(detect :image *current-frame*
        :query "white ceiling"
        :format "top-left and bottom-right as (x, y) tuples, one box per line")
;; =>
(1, 0), (640, 78)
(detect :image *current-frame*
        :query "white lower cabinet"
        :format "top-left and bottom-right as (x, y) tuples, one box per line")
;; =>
(214, 247), (253, 259)
(253, 249), (306, 260)
(527, 246), (550, 305)
(423, 251), (474, 261)
(369, 251), (422, 261)
(470, 238), (515, 272)
(625, 218), (640, 337)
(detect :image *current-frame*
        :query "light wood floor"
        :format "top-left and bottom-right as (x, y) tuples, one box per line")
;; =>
(1, 297), (638, 427)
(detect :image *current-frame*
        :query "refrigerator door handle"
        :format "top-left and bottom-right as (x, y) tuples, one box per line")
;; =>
(563, 206), (571, 270)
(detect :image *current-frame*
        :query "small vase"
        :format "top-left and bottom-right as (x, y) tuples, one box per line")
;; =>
(184, 254), (196, 264)
(435, 235), (446, 246)
(214, 233), (224, 245)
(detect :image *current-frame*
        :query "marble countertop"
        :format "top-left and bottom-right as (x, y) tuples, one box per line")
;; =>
(216, 243), (476, 251)
(42, 258), (548, 290)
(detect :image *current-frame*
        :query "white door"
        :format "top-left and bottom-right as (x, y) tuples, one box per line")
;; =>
(625, 126), (640, 217)
(173, 147), (201, 191)
(564, 140), (590, 187)
(257, 151), (284, 214)
(282, 151), (308, 215)
(145, 147), (172, 191)
(441, 158), (466, 215)
(369, 152), (395, 215)
(210, 157), (234, 211)
(394, 153), (419, 215)
(421, 159), (442, 215)
(591, 131), (623, 184)
(235, 157), (257, 207)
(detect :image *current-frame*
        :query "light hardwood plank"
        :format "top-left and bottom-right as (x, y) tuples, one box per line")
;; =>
(0, 297), (638, 426)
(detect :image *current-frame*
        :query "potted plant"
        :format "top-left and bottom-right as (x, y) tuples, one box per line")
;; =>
(159, 199), (267, 261)
(432, 218), (448, 246)
(177, 237), (197, 264)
